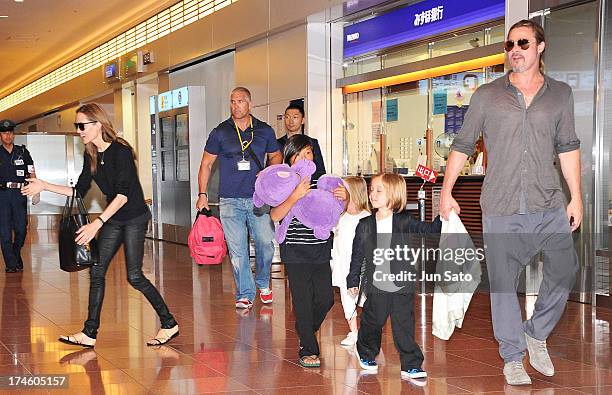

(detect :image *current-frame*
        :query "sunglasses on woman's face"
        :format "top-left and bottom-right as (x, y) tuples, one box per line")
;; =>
(73, 121), (97, 131)
(504, 38), (536, 52)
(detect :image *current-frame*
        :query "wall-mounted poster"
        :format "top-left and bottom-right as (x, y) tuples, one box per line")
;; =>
(372, 101), (382, 123)
(160, 116), (174, 149)
(386, 98), (398, 122)
(161, 151), (173, 181)
(175, 114), (189, 146)
(176, 148), (190, 182)
(444, 105), (469, 134)
(433, 91), (447, 115)
(372, 123), (381, 143)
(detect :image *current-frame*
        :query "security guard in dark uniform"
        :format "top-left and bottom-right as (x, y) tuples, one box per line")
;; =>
(0, 119), (38, 273)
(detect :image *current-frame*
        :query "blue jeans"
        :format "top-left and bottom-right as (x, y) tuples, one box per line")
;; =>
(220, 198), (274, 301)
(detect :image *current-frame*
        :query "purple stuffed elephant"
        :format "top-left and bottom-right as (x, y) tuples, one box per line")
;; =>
(253, 159), (345, 243)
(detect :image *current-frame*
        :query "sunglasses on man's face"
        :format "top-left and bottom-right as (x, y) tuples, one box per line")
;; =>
(73, 121), (97, 131)
(504, 38), (536, 52)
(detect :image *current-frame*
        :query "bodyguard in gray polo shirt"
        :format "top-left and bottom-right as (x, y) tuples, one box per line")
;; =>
(440, 20), (581, 386)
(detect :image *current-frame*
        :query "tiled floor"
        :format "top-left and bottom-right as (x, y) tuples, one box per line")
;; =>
(0, 229), (610, 394)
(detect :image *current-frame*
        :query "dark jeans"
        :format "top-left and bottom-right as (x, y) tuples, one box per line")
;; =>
(285, 262), (334, 357)
(357, 292), (423, 371)
(0, 189), (27, 270)
(82, 217), (176, 338)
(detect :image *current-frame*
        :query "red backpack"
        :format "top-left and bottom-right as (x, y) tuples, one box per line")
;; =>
(188, 209), (227, 265)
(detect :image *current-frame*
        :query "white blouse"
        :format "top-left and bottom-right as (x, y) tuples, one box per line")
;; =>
(330, 210), (371, 288)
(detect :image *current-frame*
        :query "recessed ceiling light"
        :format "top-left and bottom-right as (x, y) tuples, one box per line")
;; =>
(0, 16), (9, 18)
(14, 0), (24, 3)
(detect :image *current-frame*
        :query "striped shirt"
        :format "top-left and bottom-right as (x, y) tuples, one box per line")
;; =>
(279, 179), (334, 264)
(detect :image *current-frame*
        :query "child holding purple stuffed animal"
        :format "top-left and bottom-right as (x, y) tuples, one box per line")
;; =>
(270, 134), (348, 368)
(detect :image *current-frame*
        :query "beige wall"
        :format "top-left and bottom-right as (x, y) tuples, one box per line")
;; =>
(135, 76), (158, 200)
(236, 24), (307, 137)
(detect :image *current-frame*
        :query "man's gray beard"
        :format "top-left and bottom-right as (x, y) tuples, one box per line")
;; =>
(512, 64), (526, 73)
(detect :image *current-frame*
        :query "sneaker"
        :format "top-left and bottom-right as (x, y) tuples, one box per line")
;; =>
(525, 333), (554, 376)
(259, 288), (273, 304)
(355, 345), (378, 371)
(358, 357), (378, 371)
(235, 298), (253, 309)
(503, 361), (532, 386)
(340, 332), (358, 346)
(401, 368), (428, 379)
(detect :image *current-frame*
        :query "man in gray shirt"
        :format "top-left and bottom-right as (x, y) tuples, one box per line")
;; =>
(440, 20), (582, 386)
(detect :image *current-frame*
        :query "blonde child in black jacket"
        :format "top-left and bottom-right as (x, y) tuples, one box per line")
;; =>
(347, 173), (441, 382)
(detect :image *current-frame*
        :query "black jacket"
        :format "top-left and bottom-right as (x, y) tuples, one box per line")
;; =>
(346, 210), (442, 294)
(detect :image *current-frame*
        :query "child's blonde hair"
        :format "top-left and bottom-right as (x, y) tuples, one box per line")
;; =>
(343, 176), (370, 213)
(372, 173), (407, 212)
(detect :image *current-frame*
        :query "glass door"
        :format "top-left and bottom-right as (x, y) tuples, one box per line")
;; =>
(536, 1), (599, 304)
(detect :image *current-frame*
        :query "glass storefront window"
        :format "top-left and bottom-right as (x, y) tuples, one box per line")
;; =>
(487, 24), (506, 45)
(343, 24), (504, 79)
(344, 89), (383, 175)
(344, 55), (381, 77)
(343, 66), (505, 176)
(430, 31), (485, 58)
(380, 82), (429, 174)
(382, 44), (429, 68)
(341, 21), (506, 176)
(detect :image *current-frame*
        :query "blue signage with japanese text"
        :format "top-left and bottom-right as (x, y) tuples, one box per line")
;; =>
(343, 0), (504, 58)
(433, 91), (447, 115)
(386, 98), (398, 122)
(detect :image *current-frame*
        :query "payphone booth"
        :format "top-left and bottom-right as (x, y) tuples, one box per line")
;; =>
(150, 86), (206, 244)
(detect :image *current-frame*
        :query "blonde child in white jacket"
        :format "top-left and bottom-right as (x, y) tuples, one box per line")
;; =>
(330, 176), (371, 346)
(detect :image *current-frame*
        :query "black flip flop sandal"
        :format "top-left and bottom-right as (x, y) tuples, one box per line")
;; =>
(299, 355), (321, 368)
(58, 335), (95, 348)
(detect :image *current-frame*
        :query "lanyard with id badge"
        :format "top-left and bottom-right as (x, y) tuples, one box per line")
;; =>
(235, 118), (254, 171)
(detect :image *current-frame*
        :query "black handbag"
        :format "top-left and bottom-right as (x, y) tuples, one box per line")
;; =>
(58, 189), (99, 272)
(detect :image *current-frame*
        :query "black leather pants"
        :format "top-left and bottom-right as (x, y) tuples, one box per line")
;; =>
(82, 217), (176, 338)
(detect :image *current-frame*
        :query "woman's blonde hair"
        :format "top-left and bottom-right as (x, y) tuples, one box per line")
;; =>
(343, 176), (370, 213)
(372, 173), (406, 212)
(76, 103), (135, 174)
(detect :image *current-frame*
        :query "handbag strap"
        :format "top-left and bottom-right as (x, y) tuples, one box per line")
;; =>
(74, 192), (91, 223)
(61, 191), (71, 218)
(246, 145), (265, 172)
(64, 188), (77, 216)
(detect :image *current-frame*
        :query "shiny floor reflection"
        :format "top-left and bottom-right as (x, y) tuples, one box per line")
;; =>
(0, 229), (610, 394)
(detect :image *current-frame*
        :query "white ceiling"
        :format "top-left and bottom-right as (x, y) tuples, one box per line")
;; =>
(0, 0), (177, 99)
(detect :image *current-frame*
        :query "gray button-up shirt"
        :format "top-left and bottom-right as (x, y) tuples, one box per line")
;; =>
(451, 73), (580, 216)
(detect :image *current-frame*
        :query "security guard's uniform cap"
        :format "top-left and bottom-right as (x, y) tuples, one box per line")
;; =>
(0, 119), (16, 133)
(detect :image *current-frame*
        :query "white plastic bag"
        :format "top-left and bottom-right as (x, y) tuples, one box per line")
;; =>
(432, 211), (481, 340)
